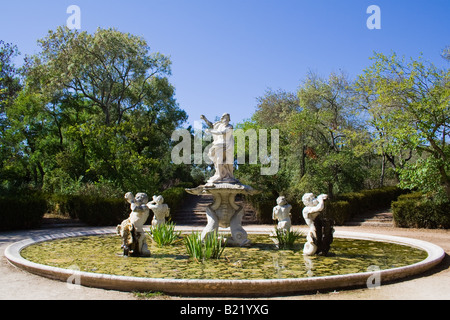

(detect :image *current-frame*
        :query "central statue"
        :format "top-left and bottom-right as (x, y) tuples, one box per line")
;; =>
(201, 113), (237, 186)
(186, 113), (259, 246)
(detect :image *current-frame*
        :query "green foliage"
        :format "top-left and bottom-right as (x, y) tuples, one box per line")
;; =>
(330, 186), (407, 225)
(148, 222), (181, 247)
(272, 228), (303, 250)
(392, 194), (450, 229)
(247, 186), (405, 226)
(326, 201), (351, 226)
(64, 195), (129, 226)
(161, 187), (187, 213)
(355, 52), (450, 201)
(0, 194), (47, 231)
(184, 231), (227, 262)
(2, 27), (188, 195)
(245, 191), (278, 224)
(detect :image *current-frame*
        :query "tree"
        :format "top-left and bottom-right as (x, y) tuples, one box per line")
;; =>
(240, 71), (369, 201)
(442, 45), (450, 62)
(6, 27), (187, 194)
(0, 41), (22, 111)
(289, 71), (366, 198)
(0, 41), (25, 190)
(356, 52), (450, 202)
(27, 27), (173, 126)
(252, 89), (300, 127)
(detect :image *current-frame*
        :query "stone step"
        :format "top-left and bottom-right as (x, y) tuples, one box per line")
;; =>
(344, 209), (394, 227)
(171, 194), (258, 226)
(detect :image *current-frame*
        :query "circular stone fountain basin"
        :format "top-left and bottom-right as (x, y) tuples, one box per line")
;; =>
(5, 229), (445, 296)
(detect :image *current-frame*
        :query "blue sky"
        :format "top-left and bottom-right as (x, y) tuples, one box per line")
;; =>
(1, 0), (449, 127)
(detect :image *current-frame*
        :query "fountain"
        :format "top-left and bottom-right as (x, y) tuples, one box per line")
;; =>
(185, 113), (259, 246)
(3, 113), (446, 296)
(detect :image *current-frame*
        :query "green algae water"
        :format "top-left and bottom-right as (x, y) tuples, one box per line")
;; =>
(21, 234), (427, 280)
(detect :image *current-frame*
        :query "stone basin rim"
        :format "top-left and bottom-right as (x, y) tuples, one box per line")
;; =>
(4, 229), (445, 297)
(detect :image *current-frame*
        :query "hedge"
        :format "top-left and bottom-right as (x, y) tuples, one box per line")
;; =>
(46, 187), (188, 227)
(0, 195), (48, 231)
(161, 187), (187, 214)
(48, 194), (129, 226)
(334, 186), (406, 219)
(63, 195), (130, 226)
(246, 186), (407, 226)
(392, 193), (450, 229)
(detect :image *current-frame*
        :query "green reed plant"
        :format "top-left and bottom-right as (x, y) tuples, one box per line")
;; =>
(148, 222), (181, 246)
(273, 228), (303, 250)
(184, 231), (227, 262)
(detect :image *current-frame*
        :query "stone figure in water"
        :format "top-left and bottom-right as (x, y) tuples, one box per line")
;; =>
(201, 113), (237, 185)
(302, 193), (334, 256)
(272, 196), (292, 232)
(116, 192), (151, 257)
(147, 195), (170, 226)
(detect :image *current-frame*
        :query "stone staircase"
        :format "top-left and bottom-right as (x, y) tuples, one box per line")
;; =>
(344, 208), (394, 227)
(171, 193), (259, 226)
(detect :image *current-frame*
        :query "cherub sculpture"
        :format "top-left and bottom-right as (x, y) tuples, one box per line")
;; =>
(116, 192), (151, 257)
(301, 193), (333, 256)
(272, 196), (292, 232)
(147, 195), (170, 226)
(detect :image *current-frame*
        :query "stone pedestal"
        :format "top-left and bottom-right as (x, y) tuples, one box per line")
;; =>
(186, 182), (259, 247)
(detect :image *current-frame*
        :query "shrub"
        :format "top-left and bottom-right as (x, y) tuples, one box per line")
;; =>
(245, 191), (278, 224)
(334, 186), (407, 219)
(161, 187), (187, 213)
(0, 194), (47, 231)
(46, 194), (74, 218)
(327, 200), (351, 226)
(246, 186), (407, 225)
(65, 195), (129, 226)
(392, 194), (450, 229)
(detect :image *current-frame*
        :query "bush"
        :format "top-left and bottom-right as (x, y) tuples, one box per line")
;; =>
(334, 186), (407, 220)
(246, 186), (407, 225)
(327, 200), (351, 226)
(65, 195), (129, 226)
(0, 194), (48, 231)
(392, 194), (450, 229)
(161, 187), (187, 213)
(245, 191), (278, 224)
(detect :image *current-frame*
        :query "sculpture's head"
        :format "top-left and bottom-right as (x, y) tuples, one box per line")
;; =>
(302, 193), (318, 207)
(221, 113), (231, 123)
(276, 196), (287, 206)
(153, 195), (164, 204)
(135, 193), (149, 205)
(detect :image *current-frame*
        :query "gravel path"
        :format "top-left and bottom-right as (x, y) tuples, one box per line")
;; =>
(1, 225), (449, 300)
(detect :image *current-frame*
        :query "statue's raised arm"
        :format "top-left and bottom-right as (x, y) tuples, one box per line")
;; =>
(200, 115), (214, 129)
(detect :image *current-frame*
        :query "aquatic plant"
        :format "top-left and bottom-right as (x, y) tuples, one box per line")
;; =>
(184, 231), (227, 262)
(273, 228), (303, 250)
(148, 222), (181, 246)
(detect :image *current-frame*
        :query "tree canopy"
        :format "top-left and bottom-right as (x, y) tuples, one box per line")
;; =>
(1, 27), (188, 195)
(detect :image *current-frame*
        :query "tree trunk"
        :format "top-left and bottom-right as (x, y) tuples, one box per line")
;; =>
(379, 153), (386, 187)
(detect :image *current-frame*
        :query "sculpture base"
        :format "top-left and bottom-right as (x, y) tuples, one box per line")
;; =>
(186, 182), (259, 247)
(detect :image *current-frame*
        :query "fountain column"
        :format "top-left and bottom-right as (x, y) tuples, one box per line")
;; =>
(186, 113), (260, 246)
